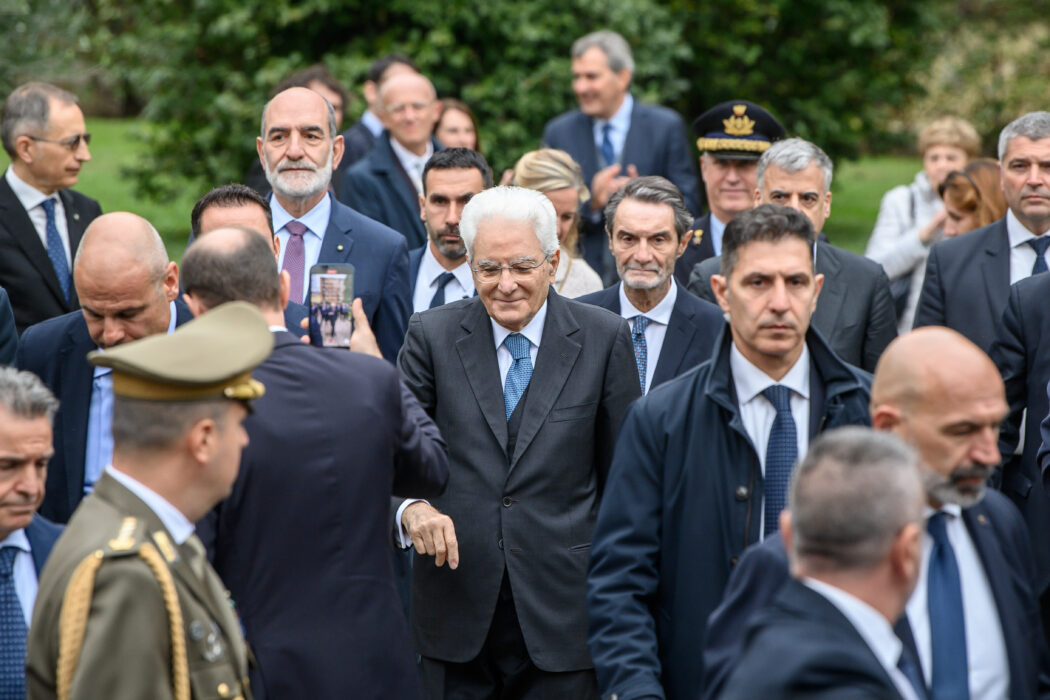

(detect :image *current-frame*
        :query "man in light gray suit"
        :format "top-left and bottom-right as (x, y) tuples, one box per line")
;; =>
(688, 138), (897, 372)
(396, 186), (640, 698)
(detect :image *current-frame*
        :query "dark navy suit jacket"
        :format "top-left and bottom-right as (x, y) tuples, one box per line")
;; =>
(15, 300), (193, 523)
(26, 514), (62, 575)
(705, 491), (1050, 700)
(673, 212), (715, 287)
(575, 281), (724, 390)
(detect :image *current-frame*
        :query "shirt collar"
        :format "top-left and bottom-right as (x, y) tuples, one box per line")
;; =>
(491, 299), (548, 351)
(801, 577), (904, 674)
(596, 92), (634, 132)
(730, 341), (810, 404)
(104, 465), (195, 544)
(270, 191), (331, 238)
(5, 166), (52, 211)
(1007, 207), (1050, 243)
(0, 527), (30, 553)
(92, 300), (177, 379)
(421, 244), (471, 288)
(924, 502), (963, 520)
(361, 110), (384, 138)
(389, 136), (434, 172)
(618, 278), (678, 325)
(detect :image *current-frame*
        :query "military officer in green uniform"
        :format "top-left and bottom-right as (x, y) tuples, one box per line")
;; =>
(26, 301), (274, 700)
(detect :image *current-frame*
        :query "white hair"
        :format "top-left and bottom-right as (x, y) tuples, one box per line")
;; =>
(460, 186), (559, 262)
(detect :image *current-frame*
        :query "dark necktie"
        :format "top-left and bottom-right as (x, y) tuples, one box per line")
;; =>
(926, 512), (969, 699)
(503, 333), (533, 420)
(762, 385), (797, 537)
(282, 220), (308, 305)
(429, 271), (457, 309)
(40, 198), (71, 303)
(601, 123), (616, 167)
(0, 546), (27, 700)
(1029, 236), (1050, 275)
(897, 645), (927, 700)
(631, 315), (650, 394)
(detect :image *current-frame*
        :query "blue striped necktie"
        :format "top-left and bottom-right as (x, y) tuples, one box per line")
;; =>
(762, 385), (796, 537)
(0, 546), (26, 700)
(601, 123), (615, 167)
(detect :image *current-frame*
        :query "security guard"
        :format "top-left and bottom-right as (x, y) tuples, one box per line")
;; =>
(673, 100), (785, 285)
(26, 301), (273, 700)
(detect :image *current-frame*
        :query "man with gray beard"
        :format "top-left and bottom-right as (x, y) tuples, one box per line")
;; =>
(257, 86), (411, 361)
(410, 148), (492, 313)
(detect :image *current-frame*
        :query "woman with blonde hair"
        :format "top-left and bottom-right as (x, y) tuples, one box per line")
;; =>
(511, 148), (603, 297)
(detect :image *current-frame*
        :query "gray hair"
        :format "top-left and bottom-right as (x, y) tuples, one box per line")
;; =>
(757, 137), (834, 193)
(789, 427), (924, 572)
(112, 397), (229, 452)
(460, 186), (559, 262)
(604, 176), (693, 241)
(571, 30), (635, 75)
(1, 82), (79, 158)
(0, 367), (58, 423)
(260, 91), (338, 139)
(998, 111), (1050, 160)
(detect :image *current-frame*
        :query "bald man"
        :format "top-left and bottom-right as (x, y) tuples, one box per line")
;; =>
(702, 327), (1050, 700)
(15, 212), (191, 523)
(338, 72), (444, 249)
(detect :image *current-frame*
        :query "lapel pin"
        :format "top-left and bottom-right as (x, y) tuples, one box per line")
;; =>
(977, 514), (988, 526)
(336, 244), (344, 252)
(73, 212), (80, 221)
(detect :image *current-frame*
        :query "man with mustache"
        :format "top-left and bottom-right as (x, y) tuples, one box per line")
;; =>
(258, 87), (411, 361)
(410, 148), (492, 313)
(703, 327), (1050, 700)
(586, 204), (872, 700)
(577, 176), (724, 394)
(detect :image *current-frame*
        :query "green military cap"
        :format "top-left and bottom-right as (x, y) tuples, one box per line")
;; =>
(88, 301), (273, 402)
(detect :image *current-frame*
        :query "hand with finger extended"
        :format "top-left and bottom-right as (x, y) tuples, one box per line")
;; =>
(402, 502), (459, 569)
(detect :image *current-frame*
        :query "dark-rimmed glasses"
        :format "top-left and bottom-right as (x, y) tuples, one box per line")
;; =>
(27, 133), (91, 151)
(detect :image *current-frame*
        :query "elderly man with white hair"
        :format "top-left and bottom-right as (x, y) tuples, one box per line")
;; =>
(396, 186), (640, 698)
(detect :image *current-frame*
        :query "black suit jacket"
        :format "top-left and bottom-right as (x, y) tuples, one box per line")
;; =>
(674, 212), (716, 287)
(197, 332), (447, 700)
(0, 173), (101, 333)
(15, 301), (193, 523)
(706, 491), (1050, 700)
(687, 240), (898, 373)
(575, 281), (724, 390)
(397, 289), (640, 671)
(722, 578), (906, 699)
(26, 514), (62, 576)
(914, 217), (1013, 353)
(339, 118), (379, 172)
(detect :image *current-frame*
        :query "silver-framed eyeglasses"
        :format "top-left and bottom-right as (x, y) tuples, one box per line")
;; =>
(472, 256), (549, 284)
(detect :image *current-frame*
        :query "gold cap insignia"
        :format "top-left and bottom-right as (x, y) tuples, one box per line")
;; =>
(723, 104), (755, 137)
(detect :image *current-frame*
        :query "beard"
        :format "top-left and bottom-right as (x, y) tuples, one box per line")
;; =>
(923, 461), (994, 508)
(429, 223), (466, 260)
(264, 149), (332, 201)
(620, 262), (672, 291)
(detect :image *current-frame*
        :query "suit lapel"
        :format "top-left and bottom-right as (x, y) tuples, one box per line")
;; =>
(455, 301), (508, 454)
(0, 175), (67, 306)
(620, 99), (645, 171)
(653, 288), (694, 387)
(572, 114), (600, 182)
(60, 319), (95, 515)
(375, 138), (423, 230)
(317, 194), (355, 264)
(812, 242), (845, 332)
(981, 220), (1011, 321)
(510, 292), (582, 467)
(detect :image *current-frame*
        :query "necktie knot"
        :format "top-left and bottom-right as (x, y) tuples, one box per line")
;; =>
(927, 510), (950, 542)
(504, 333), (531, 360)
(762, 384), (793, 413)
(41, 198), (56, 218)
(1030, 236), (1050, 256)
(285, 220), (307, 238)
(435, 271), (456, 289)
(632, 315), (649, 337)
(0, 547), (16, 578)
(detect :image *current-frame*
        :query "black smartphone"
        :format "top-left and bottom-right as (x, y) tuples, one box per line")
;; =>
(308, 263), (355, 348)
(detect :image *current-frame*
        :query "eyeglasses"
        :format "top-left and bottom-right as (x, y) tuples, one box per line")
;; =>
(27, 133), (91, 151)
(472, 257), (548, 284)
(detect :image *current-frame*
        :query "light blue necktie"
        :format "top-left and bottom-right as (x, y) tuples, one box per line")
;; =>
(601, 123), (616, 167)
(503, 333), (533, 420)
(0, 546), (27, 700)
(927, 512), (968, 699)
(631, 315), (649, 394)
(1029, 237), (1050, 275)
(40, 198), (71, 303)
(762, 385), (796, 537)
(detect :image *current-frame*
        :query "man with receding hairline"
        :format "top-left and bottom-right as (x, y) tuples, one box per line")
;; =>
(16, 212), (192, 524)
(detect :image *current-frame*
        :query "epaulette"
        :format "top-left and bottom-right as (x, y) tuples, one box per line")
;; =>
(54, 516), (191, 700)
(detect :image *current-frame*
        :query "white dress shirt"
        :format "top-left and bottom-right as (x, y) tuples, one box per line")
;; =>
(5, 167), (72, 264)
(412, 245), (473, 313)
(1007, 208), (1050, 284)
(730, 343), (810, 537)
(618, 280), (677, 394)
(490, 302), (547, 386)
(709, 212), (728, 257)
(803, 578), (921, 700)
(105, 466), (194, 545)
(905, 504), (1009, 698)
(591, 93), (634, 167)
(0, 528), (36, 626)
(272, 193), (332, 301)
(389, 137), (434, 194)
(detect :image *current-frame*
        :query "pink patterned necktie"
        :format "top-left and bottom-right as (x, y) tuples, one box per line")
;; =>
(282, 220), (307, 304)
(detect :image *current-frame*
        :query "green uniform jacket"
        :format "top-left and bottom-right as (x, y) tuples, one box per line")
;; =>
(26, 471), (252, 700)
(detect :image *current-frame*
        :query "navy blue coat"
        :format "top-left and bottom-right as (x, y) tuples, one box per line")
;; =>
(722, 578), (906, 699)
(197, 331), (448, 700)
(914, 217), (1012, 353)
(26, 514), (62, 575)
(706, 491), (1050, 700)
(575, 281), (724, 391)
(16, 300), (193, 523)
(673, 213), (715, 287)
(338, 133), (441, 251)
(587, 326), (871, 700)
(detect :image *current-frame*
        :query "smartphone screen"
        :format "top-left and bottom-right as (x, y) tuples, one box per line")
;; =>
(308, 263), (355, 348)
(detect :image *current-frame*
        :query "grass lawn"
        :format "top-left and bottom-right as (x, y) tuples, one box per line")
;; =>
(74, 117), (920, 260)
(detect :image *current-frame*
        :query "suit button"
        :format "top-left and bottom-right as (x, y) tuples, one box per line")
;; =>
(498, 538), (504, 550)
(502, 497), (512, 507)
(734, 486), (749, 501)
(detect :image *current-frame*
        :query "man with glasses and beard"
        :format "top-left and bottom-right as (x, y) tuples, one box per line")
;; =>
(257, 87), (411, 361)
(702, 326), (1050, 700)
